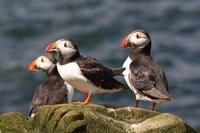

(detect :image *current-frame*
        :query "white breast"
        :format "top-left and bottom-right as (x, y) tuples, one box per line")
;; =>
(123, 57), (147, 100)
(122, 57), (135, 91)
(57, 62), (87, 82)
(56, 62), (109, 94)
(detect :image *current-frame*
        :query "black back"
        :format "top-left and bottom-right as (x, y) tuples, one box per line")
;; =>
(75, 55), (129, 90)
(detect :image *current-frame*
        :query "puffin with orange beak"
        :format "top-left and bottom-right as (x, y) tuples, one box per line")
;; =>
(28, 54), (74, 117)
(121, 29), (174, 111)
(45, 39), (129, 105)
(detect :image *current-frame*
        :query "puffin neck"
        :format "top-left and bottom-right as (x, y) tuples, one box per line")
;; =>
(131, 41), (151, 57)
(47, 67), (60, 79)
(59, 51), (80, 65)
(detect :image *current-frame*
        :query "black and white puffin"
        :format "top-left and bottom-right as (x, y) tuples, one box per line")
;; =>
(121, 29), (174, 111)
(45, 39), (129, 105)
(28, 54), (74, 117)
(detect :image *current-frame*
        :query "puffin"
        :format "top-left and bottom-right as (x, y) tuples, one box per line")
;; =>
(121, 29), (174, 111)
(28, 54), (74, 117)
(45, 39), (129, 105)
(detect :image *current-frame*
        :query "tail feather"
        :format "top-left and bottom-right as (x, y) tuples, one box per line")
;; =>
(112, 67), (126, 76)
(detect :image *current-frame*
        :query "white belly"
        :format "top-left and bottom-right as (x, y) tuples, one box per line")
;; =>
(57, 62), (110, 94)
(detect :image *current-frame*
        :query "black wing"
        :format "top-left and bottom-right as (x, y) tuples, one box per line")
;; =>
(129, 56), (170, 99)
(76, 56), (118, 79)
(76, 56), (128, 90)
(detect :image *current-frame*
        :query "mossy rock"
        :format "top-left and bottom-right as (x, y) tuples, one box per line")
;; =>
(0, 104), (199, 133)
(132, 113), (198, 133)
(0, 112), (32, 133)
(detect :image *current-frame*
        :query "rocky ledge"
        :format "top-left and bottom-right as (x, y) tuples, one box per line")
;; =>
(0, 104), (198, 133)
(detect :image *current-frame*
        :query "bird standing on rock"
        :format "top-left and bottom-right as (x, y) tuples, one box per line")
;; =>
(121, 29), (174, 111)
(28, 54), (74, 117)
(45, 39), (129, 105)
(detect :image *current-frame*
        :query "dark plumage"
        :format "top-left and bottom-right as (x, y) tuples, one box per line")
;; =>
(74, 55), (129, 90)
(121, 29), (174, 111)
(28, 54), (73, 117)
(129, 52), (171, 100)
(45, 39), (129, 104)
(29, 67), (68, 117)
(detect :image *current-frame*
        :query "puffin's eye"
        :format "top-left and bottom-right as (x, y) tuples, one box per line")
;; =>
(64, 43), (67, 47)
(136, 34), (140, 39)
(41, 58), (44, 62)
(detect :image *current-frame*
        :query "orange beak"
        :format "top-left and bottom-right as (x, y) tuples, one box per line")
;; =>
(28, 58), (40, 71)
(45, 41), (56, 53)
(121, 35), (129, 48)
(121, 34), (134, 48)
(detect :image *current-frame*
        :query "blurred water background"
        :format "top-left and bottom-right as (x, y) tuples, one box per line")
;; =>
(0, 0), (199, 129)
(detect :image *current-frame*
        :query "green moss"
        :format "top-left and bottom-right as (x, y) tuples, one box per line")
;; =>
(32, 105), (61, 131)
(65, 120), (87, 133)
(46, 106), (74, 132)
(56, 110), (84, 130)
(0, 112), (31, 133)
(0, 104), (198, 133)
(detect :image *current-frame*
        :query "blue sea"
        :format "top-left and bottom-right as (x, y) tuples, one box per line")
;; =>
(0, 0), (199, 129)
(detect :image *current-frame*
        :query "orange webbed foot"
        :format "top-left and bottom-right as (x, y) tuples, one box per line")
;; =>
(72, 101), (89, 105)
(72, 93), (91, 105)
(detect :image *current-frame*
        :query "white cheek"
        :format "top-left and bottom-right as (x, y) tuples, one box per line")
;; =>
(137, 38), (148, 45)
(63, 47), (77, 58)
(39, 62), (52, 71)
(132, 38), (149, 46)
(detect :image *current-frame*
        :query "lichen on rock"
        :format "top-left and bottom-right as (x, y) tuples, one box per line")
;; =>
(0, 104), (199, 133)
